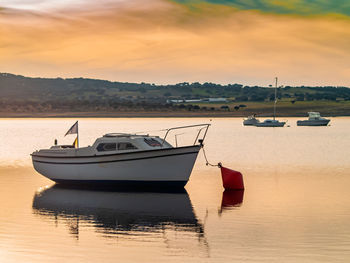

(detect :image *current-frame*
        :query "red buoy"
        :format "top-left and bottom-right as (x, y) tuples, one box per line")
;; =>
(220, 166), (244, 190)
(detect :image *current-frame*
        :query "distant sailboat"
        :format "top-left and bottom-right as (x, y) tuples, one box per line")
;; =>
(255, 77), (285, 127)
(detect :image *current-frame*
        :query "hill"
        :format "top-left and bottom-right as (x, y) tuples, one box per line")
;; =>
(0, 73), (350, 117)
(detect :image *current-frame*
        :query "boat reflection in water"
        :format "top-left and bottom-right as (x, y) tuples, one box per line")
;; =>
(220, 190), (244, 212)
(32, 185), (205, 242)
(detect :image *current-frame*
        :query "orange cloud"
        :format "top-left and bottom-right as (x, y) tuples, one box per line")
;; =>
(0, 1), (350, 86)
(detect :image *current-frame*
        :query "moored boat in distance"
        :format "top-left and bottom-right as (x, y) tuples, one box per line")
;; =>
(256, 77), (285, 127)
(243, 114), (260, 126)
(297, 112), (330, 126)
(255, 119), (286, 127)
(31, 124), (210, 188)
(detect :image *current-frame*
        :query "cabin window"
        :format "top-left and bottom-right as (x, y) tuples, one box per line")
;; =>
(96, 143), (116, 152)
(144, 138), (162, 147)
(118, 142), (138, 150)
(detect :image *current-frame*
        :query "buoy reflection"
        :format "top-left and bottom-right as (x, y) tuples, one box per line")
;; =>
(221, 190), (244, 210)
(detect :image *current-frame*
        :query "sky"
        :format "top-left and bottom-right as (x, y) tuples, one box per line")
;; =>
(1, 0), (350, 86)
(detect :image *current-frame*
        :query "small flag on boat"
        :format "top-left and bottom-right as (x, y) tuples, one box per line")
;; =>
(72, 137), (78, 148)
(65, 121), (78, 136)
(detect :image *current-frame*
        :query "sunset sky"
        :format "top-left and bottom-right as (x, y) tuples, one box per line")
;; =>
(1, 0), (350, 86)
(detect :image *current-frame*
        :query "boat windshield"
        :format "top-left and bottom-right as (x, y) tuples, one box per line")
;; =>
(308, 112), (321, 118)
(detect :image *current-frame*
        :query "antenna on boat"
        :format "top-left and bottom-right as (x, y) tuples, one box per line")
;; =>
(274, 77), (278, 121)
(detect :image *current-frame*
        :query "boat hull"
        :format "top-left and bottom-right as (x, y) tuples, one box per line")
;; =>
(243, 120), (260, 126)
(297, 120), (330, 126)
(51, 179), (188, 189)
(32, 146), (200, 187)
(255, 122), (286, 127)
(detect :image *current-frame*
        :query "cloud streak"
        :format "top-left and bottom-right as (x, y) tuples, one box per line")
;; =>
(172, 0), (350, 16)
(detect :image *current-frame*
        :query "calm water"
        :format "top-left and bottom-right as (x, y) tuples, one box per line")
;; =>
(1, 118), (350, 262)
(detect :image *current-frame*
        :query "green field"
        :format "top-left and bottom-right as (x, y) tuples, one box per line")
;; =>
(188, 100), (350, 117)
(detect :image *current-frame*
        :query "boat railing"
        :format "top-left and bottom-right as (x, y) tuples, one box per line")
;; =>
(161, 124), (210, 147)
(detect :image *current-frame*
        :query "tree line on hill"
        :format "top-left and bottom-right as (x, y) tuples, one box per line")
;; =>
(0, 73), (349, 112)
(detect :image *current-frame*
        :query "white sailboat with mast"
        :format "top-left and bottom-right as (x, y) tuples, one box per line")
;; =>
(255, 77), (286, 127)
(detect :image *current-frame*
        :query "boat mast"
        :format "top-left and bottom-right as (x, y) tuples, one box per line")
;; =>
(273, 77), (278, 121)
(76, 121), (80, 148)
(77, 130), (79, 148)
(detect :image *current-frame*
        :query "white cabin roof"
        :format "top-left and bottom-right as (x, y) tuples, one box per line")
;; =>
(308, 112), (321, 118)
(103, 133), (149, 138)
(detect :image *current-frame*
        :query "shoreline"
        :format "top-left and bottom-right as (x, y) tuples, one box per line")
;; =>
(0, 111), (349, 118)
(1, 101), (350, 118)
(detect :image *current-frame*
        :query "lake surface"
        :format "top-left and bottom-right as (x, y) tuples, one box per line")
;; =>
(1, 117), (350, 262)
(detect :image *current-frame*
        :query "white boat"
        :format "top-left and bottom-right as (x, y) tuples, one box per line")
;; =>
(256, 77), (285, 127)
(255, 119), (286, 127)
(243, 114), (260, 126)
(31, 124), (210, 188)
(297, 112), (330, 126)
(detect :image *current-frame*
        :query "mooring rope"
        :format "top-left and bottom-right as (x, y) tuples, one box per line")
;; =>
(202, 146), (221, 168)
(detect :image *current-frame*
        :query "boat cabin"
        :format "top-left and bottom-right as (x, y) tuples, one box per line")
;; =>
(36, 134), (173, 157)
(308, 112), (322, 120)
(261, 119), (276, 123)
(93, 134), (172, 154)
